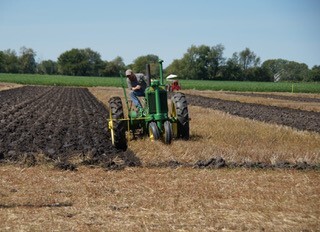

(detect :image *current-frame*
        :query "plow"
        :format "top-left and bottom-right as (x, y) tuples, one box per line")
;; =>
(108, 59), (190, 150)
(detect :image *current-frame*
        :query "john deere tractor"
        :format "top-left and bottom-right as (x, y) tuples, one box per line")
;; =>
(108, 59), (189, 150)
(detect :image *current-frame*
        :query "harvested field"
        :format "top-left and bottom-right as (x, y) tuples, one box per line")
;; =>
(185, 89), (320, 112)
(0, 86), (320, 169)
(186, 94), (320, 133)
(1, 166), (319, 231)
(1, 85), (319, 168)
(0, 85), (319, 231)
(0, 82), (22, 91)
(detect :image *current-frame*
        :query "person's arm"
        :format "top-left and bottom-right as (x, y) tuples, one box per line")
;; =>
(127, 79), (141, 90)
(132, 85), (141, 90)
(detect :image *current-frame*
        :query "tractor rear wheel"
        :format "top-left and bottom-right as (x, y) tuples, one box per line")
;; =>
(171, 93), (190, 140)
(108, 97), (127, 150)
(149, 122), (160, 141)
(163, 120), (173, 144)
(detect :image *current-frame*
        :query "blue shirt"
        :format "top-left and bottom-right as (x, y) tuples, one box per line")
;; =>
(127, 73), (147, 91)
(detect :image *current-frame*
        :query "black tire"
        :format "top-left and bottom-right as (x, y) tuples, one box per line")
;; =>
(163, 120), (173, 144)
(108, 97), (127, 150)
(171, 93), (190, 140)
(148, 122), (160, 141)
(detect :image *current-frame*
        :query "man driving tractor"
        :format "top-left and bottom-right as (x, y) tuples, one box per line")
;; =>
(125, 69), (147, 112)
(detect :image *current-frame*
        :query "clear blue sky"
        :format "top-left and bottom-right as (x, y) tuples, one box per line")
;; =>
(1, 0), (319, 68)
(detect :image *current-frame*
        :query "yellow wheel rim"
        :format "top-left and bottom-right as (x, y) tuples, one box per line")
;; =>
(149, 126), (155, 141)
(109, 111), (115, 145)
(171, 103), (178, 137)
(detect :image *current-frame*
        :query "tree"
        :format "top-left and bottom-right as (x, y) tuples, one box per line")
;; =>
(57, 48), (103, 76)
(164, 59), (183, 78)
(261, 59), (281, 82)
(37, 60), (57, 75)
(220, 53), (243, 80)
(170, 44), (225, 80)
(83, 48), (104, 76)
(262, 59), (310, 82)
(188, 45), (210, 79)
(224, 48), (262, 81)
(132, 54), (159, 78)
(0, 51), (4, 72)
(0, 49), (19, 73)
(58, 49), (83, 75)
(207, 44), (226, 79)
(310, 65), (320, 82)
(238, 47), (261, 70)
(19, 47), (37, 74)
(286, 61), (309, 82)
(102, 56), (125, 76)
(243, 67), (271, 82)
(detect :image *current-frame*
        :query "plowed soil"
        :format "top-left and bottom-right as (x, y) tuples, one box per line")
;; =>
(0, 86), (139, 169)
(227, 92), (320, 103)
(186, 94), (320, 133)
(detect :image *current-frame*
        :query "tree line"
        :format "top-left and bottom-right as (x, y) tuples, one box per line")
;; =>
(0, 45), (319, 82)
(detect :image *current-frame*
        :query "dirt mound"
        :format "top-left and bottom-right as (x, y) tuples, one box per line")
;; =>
(186, 94), (320, 133)
(146, 157), (319, 170)
(0, 86), (141, 168)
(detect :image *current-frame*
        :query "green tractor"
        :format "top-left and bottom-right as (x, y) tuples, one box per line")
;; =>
(108, 59), (189, 150)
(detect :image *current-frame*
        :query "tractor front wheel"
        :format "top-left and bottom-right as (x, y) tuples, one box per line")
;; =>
(108, 97), (127, 150)
(163, 121), (173, 144)
(149, 122), (160, 141)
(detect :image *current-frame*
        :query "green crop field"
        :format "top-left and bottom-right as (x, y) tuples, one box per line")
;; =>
(179, 79), (320, 93)
(0, 73), (319, 93)
(0, 74), (123, 88)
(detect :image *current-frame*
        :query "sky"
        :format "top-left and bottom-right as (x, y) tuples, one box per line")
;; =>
(0, 0), (319, 68)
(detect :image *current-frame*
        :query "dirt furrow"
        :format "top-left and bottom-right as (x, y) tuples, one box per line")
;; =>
(186, 94), (320, 133)
(227, 92), (320, 103)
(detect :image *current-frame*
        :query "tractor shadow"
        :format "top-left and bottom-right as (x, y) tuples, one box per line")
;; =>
(121, 148), (142, 167)
(60, 149), (143, 171)
(188, 133), (204, 141)
(101, 148), (142, 171)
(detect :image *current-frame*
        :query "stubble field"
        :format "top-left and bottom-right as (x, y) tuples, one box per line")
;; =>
(0, 84), (319, 231)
